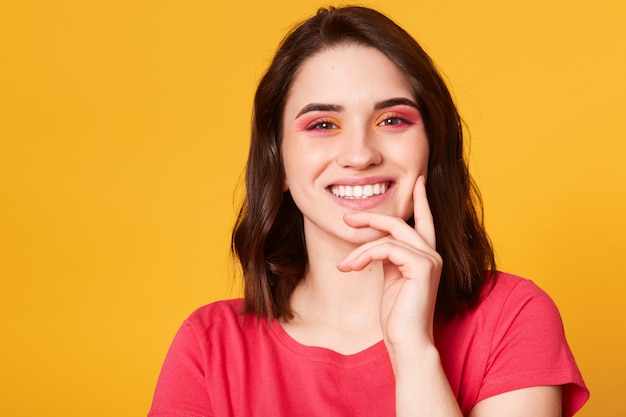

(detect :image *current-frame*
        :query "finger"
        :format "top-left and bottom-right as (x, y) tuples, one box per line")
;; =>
(413, 176), (436, 249)
(337, 240), (441, 274)
(343, 211), (424, 249)
(337, 236), (421, 272)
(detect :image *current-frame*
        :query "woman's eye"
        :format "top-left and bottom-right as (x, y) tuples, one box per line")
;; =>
(306, 120), (338, 131)
(379, 117), (406, 127)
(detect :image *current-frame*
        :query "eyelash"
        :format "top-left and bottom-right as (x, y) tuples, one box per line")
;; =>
(303, 113), (415, 132)
(305, 119), (339, 131)
(378, 115), (414, 127)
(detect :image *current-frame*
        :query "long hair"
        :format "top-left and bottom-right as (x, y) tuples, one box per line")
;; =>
(232, 6), (496, 320)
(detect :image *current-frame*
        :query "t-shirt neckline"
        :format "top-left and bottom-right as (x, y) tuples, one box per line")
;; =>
(264, 318), (389, 368)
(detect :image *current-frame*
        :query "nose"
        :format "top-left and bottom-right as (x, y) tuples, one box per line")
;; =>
(336, 128), (382, 169)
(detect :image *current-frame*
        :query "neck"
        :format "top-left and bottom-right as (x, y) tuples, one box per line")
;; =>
(281, 224), (385, 353)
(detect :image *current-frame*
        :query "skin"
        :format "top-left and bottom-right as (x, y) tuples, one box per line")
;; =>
(280, 44), (561, 417)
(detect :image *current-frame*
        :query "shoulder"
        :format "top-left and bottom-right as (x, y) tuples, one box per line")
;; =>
(479, 272), (559, 320)
(157, 298), (268, 385)
(149, 299), (260, 417)
(483, 271), (552, 302)
(436, 271), (562, 355)
(186, 298), (246, 326)
(474, 272), (569, 358)
(180, 298), (254, 341)
(436, 272), (589, 416)
(457, 271), (569, 358)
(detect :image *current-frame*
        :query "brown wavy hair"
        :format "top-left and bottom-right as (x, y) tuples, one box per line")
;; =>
(232, 6), (496, 320)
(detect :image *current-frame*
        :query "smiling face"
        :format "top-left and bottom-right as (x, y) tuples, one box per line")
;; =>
(281, 43), (429, 247)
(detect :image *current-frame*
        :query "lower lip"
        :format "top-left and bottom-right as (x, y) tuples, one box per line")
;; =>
(327, 183), (394, 210)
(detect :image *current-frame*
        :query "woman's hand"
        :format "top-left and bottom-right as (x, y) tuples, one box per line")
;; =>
(335, 177), (563, 417)
(337, 176), (462, 417)
(336, 175), (442, 351)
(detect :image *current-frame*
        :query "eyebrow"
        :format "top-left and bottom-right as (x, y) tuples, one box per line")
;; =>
(374, 97), (419, 111)
(295, 104), (344, 119)
(294, 97), (419, 119)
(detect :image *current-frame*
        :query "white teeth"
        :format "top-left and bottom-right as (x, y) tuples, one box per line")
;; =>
(330, 182), (390, 199)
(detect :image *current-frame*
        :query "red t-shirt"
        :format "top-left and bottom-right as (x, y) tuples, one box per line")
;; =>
(148, 273), (589, 416)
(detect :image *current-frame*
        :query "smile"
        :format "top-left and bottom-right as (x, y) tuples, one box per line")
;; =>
(329, 182), (391, 199)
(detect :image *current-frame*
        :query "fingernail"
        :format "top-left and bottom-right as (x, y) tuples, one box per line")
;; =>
(337, 258), (350, 270)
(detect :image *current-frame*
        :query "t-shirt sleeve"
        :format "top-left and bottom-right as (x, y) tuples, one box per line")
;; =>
(476, 279), (589, 416)
(148, 320), (214, 417)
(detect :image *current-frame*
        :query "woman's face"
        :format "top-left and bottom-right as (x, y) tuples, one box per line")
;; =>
(281, 43), (429, 247)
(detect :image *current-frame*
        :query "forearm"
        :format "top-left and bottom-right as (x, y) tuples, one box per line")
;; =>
(390, 343), (463, 417)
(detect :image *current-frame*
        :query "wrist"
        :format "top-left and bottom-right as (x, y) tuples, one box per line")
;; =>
(387, 341), (441, 376)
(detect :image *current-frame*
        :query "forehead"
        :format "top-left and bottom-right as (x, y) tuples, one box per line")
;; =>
(284, 44), (415, 111)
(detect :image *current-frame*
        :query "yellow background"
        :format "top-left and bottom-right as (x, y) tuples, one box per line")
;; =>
(1, 0), (624, 416)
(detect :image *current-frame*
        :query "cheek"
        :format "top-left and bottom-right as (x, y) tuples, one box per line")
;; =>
(281, 142), (312, 192)
(412, 139), (430, 175)
(391, 139), (429, 173)
(283, 142), (331, 179)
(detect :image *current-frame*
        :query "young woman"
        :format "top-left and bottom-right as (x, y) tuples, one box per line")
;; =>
(149, 6), (588, 417)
